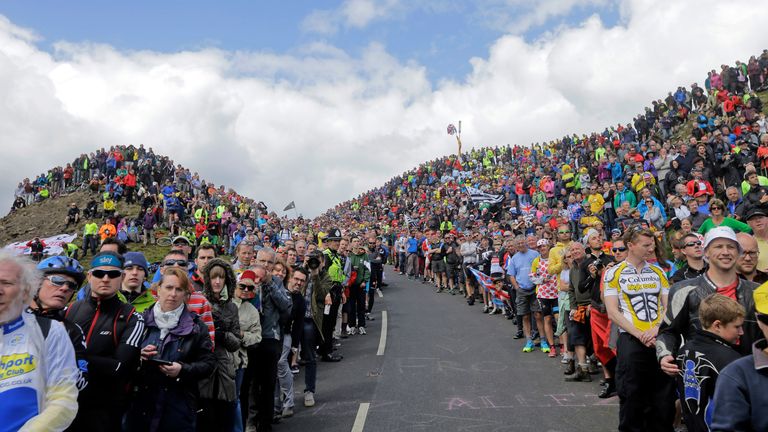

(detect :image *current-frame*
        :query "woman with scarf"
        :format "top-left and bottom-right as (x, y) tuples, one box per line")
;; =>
(197, 258), (242, 432)
(125, 267), (215, 432)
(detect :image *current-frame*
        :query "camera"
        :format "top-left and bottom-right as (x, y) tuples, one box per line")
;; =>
(307, 251), (322, 270)
(592, 259), (604, 271)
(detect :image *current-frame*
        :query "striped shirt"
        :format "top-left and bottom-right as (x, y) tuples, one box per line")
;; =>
(187, 292), (215, 346)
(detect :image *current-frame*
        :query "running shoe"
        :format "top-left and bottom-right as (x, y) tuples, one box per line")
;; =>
(347, 325), (357, 335)
(540, 341), (551, 353)
(358, 326), (367, 335)
(522, 340), (535, 353)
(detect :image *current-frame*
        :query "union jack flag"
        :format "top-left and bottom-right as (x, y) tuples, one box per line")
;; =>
(447, 124), (457, 135)
(469, 267), (510, 302)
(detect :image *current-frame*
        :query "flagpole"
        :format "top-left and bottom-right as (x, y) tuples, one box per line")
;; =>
(456, 120), (462, 157)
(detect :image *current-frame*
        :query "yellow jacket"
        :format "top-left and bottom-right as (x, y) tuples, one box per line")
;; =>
(547, 241), (571, 275)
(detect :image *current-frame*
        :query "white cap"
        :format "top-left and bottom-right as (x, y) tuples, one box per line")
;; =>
(703, 226), (742, 253)
(582, 228), (600, 246)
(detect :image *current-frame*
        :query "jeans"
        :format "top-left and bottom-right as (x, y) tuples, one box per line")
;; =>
(301, 319), (318, 393)
(234, 368), (245, 432)
(347, 284), (367, 329)
(273, 335), (295, 413)
(247, 339), (281, 431)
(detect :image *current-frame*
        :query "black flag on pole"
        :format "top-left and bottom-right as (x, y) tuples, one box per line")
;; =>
(283, 201), (296, 211)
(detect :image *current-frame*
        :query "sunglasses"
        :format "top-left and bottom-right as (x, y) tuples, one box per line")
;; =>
(558, 230), (570, 234)
(612, 247), (628, 253)
(162, 259), (189, 267)
(91, 269), (123, 279)
(684, 241), (703, 248)
(46, 275), (78, 290)
(238, 283), (256, 292)
(711, 206), (723, 210)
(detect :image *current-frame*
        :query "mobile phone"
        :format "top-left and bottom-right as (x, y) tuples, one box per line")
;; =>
(145, 358), (173, 367)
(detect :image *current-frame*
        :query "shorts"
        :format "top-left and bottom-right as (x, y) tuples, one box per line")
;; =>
(445, 263), (460, 279)
(567, 312), (591, 346)
(431, 259), (447, 274)
(537, 298), (559, 316)
(515, 290), (540, 315)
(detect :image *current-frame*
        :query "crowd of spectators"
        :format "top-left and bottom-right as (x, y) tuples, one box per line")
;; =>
(4, 51), (768, 432)
(316, 50), (768, 431)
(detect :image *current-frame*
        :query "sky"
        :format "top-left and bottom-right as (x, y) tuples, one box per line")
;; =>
(0, 0), (765, 217)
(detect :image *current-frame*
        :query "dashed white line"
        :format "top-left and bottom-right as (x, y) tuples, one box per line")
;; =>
(351, 402), (370, 432)
(377, 311), (388, 356)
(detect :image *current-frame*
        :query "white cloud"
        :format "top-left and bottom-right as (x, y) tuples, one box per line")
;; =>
(0, 0), (766, 219)
(301, 0), (401, 35)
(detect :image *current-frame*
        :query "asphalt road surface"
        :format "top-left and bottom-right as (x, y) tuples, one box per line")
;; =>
(280, 270), (619, 432)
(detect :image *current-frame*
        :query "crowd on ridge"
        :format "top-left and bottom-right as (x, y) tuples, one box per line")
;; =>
(3, 51), (768, 432)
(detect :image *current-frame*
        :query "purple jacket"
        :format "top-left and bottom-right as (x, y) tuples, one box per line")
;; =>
(143, 212), (156, 230)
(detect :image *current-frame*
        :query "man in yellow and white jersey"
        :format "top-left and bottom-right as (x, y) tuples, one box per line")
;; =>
(603, 226), (675, 432)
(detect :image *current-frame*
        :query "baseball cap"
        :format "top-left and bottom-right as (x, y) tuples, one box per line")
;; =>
(536, 238), (550, 247)
(172, 236), (192, 245)
(754, 282), (768, 315)
(90, 251), (124, 269)
(123, 252), (148, 273)
(239, 270), (257, 283)
(746, 208), (768, 221)
(702, 226), (742, 253)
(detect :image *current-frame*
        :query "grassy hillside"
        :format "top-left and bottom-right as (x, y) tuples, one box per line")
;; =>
(0, 190), (174, 265)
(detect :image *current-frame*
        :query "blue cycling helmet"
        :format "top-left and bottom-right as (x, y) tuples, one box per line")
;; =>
(37, 256), (86, 286)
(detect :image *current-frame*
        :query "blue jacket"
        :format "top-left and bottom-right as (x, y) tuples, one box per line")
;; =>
(407, 238), (418, 254)
(637, 196), (667, 221)
(609, 162), (623, 182)
(711, 339), (768, 432)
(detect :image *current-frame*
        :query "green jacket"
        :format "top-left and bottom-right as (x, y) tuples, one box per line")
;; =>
(117, 288), (156, 313)
(345, 251), (370, 287)
(84, 223), (98, 236)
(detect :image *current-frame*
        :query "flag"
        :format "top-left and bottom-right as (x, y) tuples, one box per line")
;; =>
(469, 267), (510, 301)
(466, 186), (504, 205)
(404, 215), (418, 228)
(447, 124), (457, 135)
(283, 201), (296, 211)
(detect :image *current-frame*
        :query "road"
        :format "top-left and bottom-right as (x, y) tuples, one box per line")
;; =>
(279, 270), (619, 432)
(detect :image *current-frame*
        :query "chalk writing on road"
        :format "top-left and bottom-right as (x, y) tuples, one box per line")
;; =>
(396, 357), (508, 374)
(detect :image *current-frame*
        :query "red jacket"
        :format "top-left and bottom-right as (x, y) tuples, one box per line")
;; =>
(124, 173), (137, 187)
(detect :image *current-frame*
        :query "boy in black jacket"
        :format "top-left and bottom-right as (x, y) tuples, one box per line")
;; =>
(676, 293), (744, 432)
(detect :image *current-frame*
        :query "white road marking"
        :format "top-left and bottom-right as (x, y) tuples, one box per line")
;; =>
(351, 402), (370, 432)
(377, 311), (388, 356)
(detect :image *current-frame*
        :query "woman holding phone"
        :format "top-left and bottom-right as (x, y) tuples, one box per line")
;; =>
(125, 267), (216, 432)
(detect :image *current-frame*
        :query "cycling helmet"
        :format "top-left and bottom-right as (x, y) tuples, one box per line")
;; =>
(37, 256), (86, 286)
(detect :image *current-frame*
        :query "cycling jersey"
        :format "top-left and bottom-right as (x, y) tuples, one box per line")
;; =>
(603, 260), (669, 332)
(0, 313), (79, 432)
